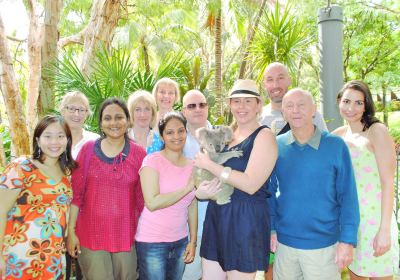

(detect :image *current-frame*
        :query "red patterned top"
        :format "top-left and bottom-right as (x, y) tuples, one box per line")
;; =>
(71, 138), (146, 252)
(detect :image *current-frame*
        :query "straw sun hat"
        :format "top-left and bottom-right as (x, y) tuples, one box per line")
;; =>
(226, 79), (262, 100)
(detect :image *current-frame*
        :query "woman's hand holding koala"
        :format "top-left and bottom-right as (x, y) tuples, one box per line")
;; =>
(194, 150), (213, 170)
(195, 178), (222, 200)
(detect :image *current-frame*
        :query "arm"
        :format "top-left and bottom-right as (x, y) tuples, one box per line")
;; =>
(335, 141), (360, 270)
(195, 128), (278, 195)
(0, 189), (20, 278)
(184, 198), (198, 263)
(140, 167), (195, 212)
(67, 205), (80, 258)
(369, 123), (396, 257)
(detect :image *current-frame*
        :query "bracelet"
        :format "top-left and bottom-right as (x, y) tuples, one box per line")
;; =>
(219, 167), (232, 183)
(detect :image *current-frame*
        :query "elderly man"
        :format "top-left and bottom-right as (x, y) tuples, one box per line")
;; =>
(270, 88), (360, 280)
(261, 62), (327, 134)
(181, 89), (210, 280)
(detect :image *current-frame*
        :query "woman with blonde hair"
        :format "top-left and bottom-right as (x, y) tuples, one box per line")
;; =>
(60, 91), (99, 159)
(152, 78), (180, 126)
(127, 90), (163, 154)
(195, 79), (277, 279)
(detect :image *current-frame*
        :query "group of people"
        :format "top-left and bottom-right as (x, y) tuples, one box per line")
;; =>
(0, 63), (398, 280)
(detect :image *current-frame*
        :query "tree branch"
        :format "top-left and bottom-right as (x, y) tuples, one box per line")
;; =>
(58, 27), (87, 49)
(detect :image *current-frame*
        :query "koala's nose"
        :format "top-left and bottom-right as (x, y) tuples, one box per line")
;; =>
(216, 144), (221, 151)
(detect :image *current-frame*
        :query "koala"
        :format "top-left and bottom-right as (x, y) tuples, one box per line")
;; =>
(194, 125), (243, 205)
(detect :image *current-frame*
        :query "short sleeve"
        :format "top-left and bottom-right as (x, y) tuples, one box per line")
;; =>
(140, 153), (161, 173)
(0, 158), (28, 190)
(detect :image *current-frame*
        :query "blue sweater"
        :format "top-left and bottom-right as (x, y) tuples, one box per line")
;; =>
(270, 130), (360, 249)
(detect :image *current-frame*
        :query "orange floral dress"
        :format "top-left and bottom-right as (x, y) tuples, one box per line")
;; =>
(0, 158), (72, 280)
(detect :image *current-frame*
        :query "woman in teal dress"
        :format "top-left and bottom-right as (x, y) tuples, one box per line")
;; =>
(333, 80), (399, 279)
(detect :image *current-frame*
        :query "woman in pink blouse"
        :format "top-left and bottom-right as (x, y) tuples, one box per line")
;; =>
(136, 112), (197, 280)
(67, 98), (146, 280)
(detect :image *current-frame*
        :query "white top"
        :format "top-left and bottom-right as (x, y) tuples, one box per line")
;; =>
(71, 130), (100, 160)
(261, 104), (328, 134)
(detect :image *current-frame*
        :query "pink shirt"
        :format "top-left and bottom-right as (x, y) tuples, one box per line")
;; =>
(71, 139), (146, 252)
(135, 152), (195, 242)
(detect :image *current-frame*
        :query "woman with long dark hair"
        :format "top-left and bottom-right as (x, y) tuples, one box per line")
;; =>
(333, 80), (399, 279)
(0, 115), (76, 279)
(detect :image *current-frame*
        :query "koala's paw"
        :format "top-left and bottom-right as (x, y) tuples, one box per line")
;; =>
(216, 197), (232, 205)
(232, 150), (243, 158)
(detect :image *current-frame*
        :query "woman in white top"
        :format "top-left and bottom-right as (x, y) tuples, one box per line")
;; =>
(59, 91), (99, 280)
(60, 91), (99, 159)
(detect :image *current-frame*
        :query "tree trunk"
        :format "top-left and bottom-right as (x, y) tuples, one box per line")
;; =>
(215, 8), (223, 117)
(25, 0), (42, 134)
(238, 0), (267, 79)
(80, 0), (126, 76)
(0, 15), (31, 156)
(38, 0), (63, 117)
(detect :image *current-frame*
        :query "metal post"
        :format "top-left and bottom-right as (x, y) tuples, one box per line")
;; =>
(318, 5), (343, 131)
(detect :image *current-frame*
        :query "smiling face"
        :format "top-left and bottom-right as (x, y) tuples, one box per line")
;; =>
(100, 104), (129, 140)
(338, 88), (365, 124)
(282, 89), (316, 129)
(156, 83), (177, 111)
(37, 122), (68, 160)
(263, 64), (291, 104)
(161, 117), (186, 152)
(61, 96), (89, 130)
(229, 97), (261, 124)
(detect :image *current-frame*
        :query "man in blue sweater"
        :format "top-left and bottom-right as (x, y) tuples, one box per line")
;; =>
(270, 88), (360, 279)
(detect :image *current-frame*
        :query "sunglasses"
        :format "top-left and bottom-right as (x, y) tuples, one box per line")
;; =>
(186, 103), (208, 110)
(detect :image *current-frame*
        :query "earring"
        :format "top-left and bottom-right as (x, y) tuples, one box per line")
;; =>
(64, 152), (68, 162)
(38, 147), (41, 157)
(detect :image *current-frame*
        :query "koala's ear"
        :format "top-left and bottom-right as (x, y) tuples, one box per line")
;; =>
(196, 127), (208, 141)
(221, 126), (233, 142)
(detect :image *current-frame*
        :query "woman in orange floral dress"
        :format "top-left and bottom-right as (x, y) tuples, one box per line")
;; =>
(0, 115), (76, 280)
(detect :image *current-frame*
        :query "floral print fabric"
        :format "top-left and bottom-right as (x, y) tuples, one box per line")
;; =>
(1, 158), (71, 280)
(347, 142), (399, 277)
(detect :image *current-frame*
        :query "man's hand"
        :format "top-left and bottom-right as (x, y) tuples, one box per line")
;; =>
(335, 242), (353, 271)
(270, 233), (278, 253)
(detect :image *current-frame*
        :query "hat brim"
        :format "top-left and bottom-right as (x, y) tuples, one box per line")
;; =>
(225, 93), (262, 100)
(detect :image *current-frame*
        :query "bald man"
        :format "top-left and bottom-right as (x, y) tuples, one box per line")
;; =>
(261, 62), (327, 134)
(181, 90), (210, 280)
(270, 88), (360, 280)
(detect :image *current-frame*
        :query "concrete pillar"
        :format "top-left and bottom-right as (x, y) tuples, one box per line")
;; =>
(318, 5), (343, 131)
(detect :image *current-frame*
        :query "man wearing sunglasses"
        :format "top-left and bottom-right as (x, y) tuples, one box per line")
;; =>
(181, 89), (210, 280)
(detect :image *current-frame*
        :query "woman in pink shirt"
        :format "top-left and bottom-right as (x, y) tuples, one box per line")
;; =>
(136, 112), (197, 280)
(67, 98), (146, 280)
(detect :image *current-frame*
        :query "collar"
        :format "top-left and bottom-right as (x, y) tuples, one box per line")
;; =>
(286, 126), (322, 150)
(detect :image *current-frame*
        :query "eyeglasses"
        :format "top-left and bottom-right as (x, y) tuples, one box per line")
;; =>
(65, 106), (88, 114)
(185, 103), (208, 110)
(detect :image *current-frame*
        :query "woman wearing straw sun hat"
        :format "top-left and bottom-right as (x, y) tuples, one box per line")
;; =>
(194, 79), (278, 279)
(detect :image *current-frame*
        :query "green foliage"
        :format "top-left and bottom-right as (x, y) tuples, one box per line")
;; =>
(0, 125), (11, 163)
(390, 100), (400, 112)
(247, 2), (314, 80)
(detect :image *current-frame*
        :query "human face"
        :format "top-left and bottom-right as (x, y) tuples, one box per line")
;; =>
(282, 91), (316, 129)
(156, 83), (176, 111)
(229, 97), (261, 124)
(37, 122), (68, 160)
(100, 104), (129, 139)
(61, 97), (89, 130)
(161, 118), (186, 152)
(263, 65), (291, 104)
(339, 88), (365, 124)
(183, 94), (208, 128)
(133, 101), (153, 129)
